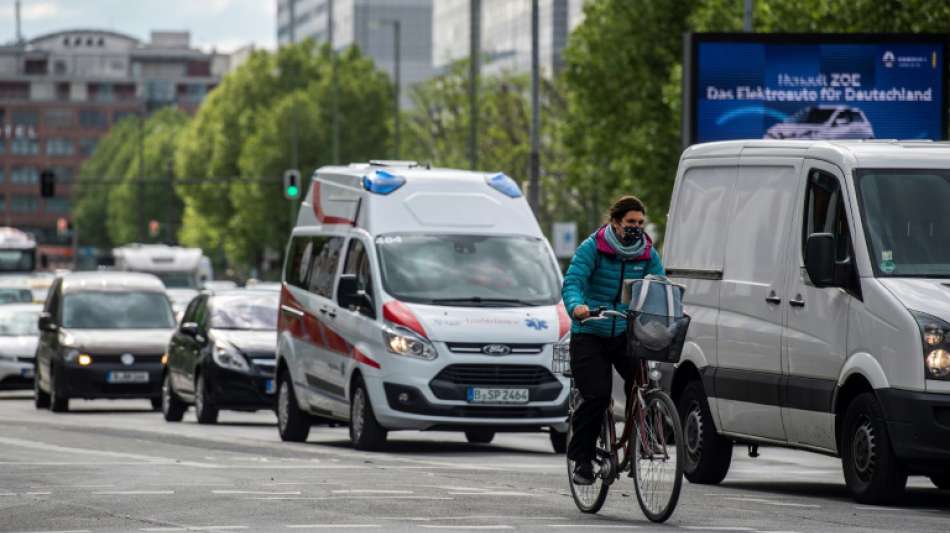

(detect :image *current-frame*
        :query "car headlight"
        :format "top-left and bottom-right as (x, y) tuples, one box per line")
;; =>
(912, 311), (950, 379)
(552, 333), (570, 374)
(382, 326), (437, 361)
(212, 343), (250, 372)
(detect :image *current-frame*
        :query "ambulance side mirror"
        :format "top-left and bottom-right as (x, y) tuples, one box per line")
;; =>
(338, 275), (374, 317)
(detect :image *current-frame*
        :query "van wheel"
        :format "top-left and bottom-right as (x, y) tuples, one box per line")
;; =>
(350, 379), (387, 451)
(49, 365), (69, 413)
(162, 372), (186, 422)
(277, 369), (311, 442)
(929, 473), (950, 490)
(34, 368), (50, 409)
(549, 429), (567, 454)
(677, 380), (731, 484)
(465, 430), (495, 444)
(194, 374), (218, 424)
(841, 392), (907, 504)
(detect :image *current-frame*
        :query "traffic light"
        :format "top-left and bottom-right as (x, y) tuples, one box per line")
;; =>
(40, 169), (55, 198)
(283, 169), (301, 200)
(148, 220), (160, 238)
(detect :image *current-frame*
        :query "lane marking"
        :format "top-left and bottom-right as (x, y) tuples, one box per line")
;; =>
(447, 491), (533, 496)
(723, 497), (820, 509)
(331, 489), (414, 494)
(285, 526), (380, 530)
(25, 491), (52, 495)
(419, 527), (514, 531)
(683, 528), (755, 531)
(212, 490), (301, 495)
(140, 528), (187, 532)
(248, 496), (453, 501)
(189, 528), (249, 531)
(93, 490), (175, 495)
(548, 526), (640, 529)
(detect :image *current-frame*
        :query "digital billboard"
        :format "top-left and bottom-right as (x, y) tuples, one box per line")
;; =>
(684, 34), (947, 145)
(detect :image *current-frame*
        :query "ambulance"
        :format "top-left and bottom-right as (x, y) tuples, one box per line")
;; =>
(276, 161), (570, 451)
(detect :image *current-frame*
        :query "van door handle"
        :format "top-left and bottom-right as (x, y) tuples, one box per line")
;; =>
(789, 295), (806, 308)
(765, 292), (782, 305)
(281, 305), (304, 318)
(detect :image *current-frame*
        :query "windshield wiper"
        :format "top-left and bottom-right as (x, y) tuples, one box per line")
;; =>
(430, 297), (541, 307)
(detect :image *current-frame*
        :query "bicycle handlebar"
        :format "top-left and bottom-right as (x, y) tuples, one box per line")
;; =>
(579, 308), (627, 324)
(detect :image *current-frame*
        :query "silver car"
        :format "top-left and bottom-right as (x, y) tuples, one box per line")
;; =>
(765, 105), (875, 140)
(0, 304), (41, 390)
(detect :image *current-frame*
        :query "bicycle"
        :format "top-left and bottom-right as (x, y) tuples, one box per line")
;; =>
(554, 308), (684, 523)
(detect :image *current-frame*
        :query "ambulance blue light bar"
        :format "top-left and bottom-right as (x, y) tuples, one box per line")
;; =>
(485, 172), (522, 198)
(362, 169), (406, 195)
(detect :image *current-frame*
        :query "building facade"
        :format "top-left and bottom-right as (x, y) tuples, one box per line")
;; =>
(433, 0), (585, 77)
(276, 0), (433, 108)
(0, 29), (227, 263)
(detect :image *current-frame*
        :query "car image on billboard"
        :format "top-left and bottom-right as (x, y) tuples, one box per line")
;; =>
(764, 105), (875, 139)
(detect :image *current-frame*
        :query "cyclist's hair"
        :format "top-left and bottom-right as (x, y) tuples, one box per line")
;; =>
(608, 195), (646, 222)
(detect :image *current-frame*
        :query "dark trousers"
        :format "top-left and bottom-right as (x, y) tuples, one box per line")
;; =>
(567, 333), (637, 463)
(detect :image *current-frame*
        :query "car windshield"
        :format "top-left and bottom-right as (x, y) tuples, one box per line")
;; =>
(0, 249), (34, 272)
(62, 291), (176, 329)
(376, 234), (561, 306)
(0, 287), (33, 303)
(210, 293), (278, 330)
(0, 309), (39, 336)
(855, 169), (950, 278)
(151, 271), (197, 289)
(788, 107), (835, 124)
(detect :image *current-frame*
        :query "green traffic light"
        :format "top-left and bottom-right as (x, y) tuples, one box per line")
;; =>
(287, 185), (299, 198)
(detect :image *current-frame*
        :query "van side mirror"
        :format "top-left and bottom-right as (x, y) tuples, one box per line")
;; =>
(805, 233), (836, 287)
(179, 322), (200, 337)
(338, 274), (374, 316)
(38, 312), (57, 332)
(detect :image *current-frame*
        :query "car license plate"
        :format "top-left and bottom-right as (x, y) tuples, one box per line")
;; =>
(265, 379), (275, 394)
(467, 387), (529, 404)
(20, 367), (34, 378)
(107, 371), (149, 384)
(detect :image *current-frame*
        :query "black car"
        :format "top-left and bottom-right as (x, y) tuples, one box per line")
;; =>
(34, 272), (177, 412)
(162, 290), (278, 424)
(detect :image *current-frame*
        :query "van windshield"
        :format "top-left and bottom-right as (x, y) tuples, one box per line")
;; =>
(376, 234), (561, 307)
(855, 169), (950, 278)
(150, 271), (197, 289)
(62, 291), (176, 329)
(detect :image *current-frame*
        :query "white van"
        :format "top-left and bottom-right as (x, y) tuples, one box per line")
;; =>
(113, 244), (213, 316)
(662, 140), (950, 504)
(275, 161), (570, 451)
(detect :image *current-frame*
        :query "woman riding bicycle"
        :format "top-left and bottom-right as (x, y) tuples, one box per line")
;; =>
(561, 195), (664, 485)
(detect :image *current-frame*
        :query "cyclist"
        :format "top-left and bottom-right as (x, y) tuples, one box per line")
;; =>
(561, 195), (665, 485)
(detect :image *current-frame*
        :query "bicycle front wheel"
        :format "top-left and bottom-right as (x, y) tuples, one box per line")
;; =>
(632, 389), (684, 523)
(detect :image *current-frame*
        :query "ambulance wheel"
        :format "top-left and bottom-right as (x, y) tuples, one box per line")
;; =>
(350, 378), (387, 451)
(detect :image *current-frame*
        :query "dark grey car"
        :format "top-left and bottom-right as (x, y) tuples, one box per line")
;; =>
(34, 272), (176, 412)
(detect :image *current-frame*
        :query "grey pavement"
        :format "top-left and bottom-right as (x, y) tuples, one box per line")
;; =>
(0, 391), (947, 533)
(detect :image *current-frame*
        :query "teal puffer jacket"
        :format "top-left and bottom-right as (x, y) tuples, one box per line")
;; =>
(562, 226), (665, 337)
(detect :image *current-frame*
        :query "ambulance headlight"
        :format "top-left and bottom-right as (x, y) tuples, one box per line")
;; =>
(383, 326), (437, 361)
(912, 311), (950, 380)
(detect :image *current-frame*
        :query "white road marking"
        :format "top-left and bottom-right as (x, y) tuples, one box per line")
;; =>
(331, 489), (414, 494)
(248, 496), (454, 501)
(285, 526), (381, 530)
(140, 528), (187, 532)
(683, 528), (755, 531)
(93, 490), (175, 495)
(723, 497), (820, 509)
(212, 490), (301, 495)
(447, 491), (533, 496)
(548, 526), (640, 529)
(25, 491), (52, 495)
(14, 530), (92, 533)
(189, 527), (249, 531)
(419, 527), (514, 531)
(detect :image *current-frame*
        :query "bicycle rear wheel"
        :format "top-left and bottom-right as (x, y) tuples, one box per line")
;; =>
(567, 391), (610, 513)
(632, 389), (684, 523)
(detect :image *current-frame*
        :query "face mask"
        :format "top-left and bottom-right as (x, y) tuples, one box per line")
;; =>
(621, 225), (643, 245)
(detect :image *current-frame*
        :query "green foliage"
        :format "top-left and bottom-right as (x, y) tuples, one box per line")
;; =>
(73, 109), (189, 248)
(175, 41), (392, 275)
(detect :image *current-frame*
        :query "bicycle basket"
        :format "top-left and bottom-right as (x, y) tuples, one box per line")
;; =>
(624, 275), (690, 364)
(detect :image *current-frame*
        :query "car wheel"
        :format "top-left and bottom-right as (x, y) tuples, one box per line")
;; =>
(841, 392), (907, 504)
(549, 428), (567, 454)
(49, 365), (69, 413)
(277, 369), (311, 442)
(465, 430), (495, 444)
(162, 372), (186, 422)
(349, 378), (387, 451)
(194, 373), (218, 424)
(677, 380), (731, 484)
(34, 366), (50, 409)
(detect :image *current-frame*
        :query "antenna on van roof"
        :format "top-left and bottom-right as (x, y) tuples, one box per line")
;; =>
(368, 160), (420, 168)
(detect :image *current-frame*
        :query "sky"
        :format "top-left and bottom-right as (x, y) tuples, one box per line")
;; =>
(0, 0), (276, 52)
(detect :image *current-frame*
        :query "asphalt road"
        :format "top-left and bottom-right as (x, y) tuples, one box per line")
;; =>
(0, 391), (947, 533)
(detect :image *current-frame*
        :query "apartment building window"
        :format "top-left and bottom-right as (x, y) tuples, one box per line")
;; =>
(44, 109), (74, 128)
(0, 140), (5, 155)
(11, 196), (37, 212)
(90, 83), (114, 103)
(0, 168), (4, 183)
(24, 59), (48, 75)
(55, 82), (70, 101)
(0, 194), (5, 212)
(0, 82), (29, 100)
(145, 80), (175, 103)
(113, 110), (138, 124)
(11, 110), (38, 126)
(45, 197), (70, 213)
(10, 139), (39, 155)
(79, 109), (107, 128)
(79, 138), (98, 156)
(46, 139), (74, 156)
(50, 166), (73, 184)
(11, 167), (38, 184)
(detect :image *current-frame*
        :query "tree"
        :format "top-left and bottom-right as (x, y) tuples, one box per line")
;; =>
(175, 41), (393, 276)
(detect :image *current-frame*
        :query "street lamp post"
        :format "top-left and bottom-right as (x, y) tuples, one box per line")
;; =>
(375, 19), (401, 159)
